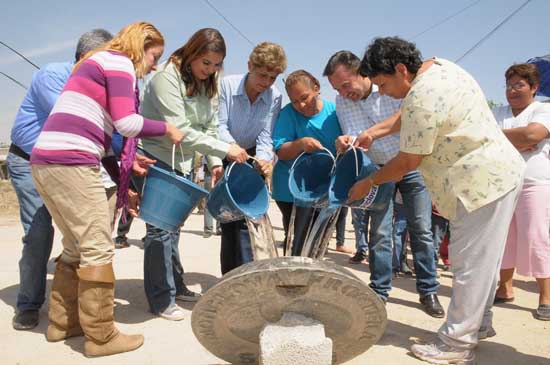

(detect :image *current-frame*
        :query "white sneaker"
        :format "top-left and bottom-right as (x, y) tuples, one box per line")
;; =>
(158, 304), (185, 321)
(411, 340), (475, 364)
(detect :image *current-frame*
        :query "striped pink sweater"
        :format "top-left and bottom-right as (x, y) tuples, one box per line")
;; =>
(31, 51), (166, 166)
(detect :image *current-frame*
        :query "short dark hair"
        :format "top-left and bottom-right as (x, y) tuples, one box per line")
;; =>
(360, 36), (422, 78)
(75, 29), (113, 61)
(505, 63), (540, 88)
(285, 69), (320, 93)
(323, 50), (361, 77)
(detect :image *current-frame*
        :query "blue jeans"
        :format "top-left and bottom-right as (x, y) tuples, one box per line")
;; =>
(143, 224), (186, 313)
(392, 202), (408, 272)
(352, 209), (369, 255)
(431, 213), (449, 264)
(142, 161), (189, 314)
(396, 170), (439, 296)
(7, 152), (54, 311)
(335, 207), (348, 246)
(362, 170), (438, 299)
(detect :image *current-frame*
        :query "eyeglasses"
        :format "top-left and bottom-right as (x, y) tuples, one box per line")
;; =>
(505, 81), (528, 91)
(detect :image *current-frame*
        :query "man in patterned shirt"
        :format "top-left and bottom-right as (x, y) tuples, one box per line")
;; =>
(323, 50), (444, 318)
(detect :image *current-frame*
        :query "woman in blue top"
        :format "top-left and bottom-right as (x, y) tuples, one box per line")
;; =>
(272, 70), (342, 255)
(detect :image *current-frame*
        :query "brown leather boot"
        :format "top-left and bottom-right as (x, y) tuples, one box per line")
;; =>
(46, 259), (84, 342)
(77, 263), (144, 357)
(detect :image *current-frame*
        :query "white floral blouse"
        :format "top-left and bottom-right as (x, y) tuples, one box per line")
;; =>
(400, 58), (525, 220)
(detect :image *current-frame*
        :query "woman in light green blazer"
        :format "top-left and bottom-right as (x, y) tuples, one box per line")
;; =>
(140, 28), (248, 321)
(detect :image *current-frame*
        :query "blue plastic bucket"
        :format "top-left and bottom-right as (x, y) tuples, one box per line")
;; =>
(139, 145), (209, 232)
(288, 149), (335, 207)
(207, 162), (269, 223)
(328, 147), (394, 210)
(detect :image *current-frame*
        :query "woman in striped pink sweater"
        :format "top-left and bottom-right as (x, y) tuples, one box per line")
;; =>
(30, 22), (183, 357)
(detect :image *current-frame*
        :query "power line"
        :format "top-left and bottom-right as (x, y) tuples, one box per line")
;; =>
(455, 0), (532, 63)
(0, 71), (28, 90)
(410, 0), (482, 40)
(202, 0), (255, 47)
(0, 40), (40, 70)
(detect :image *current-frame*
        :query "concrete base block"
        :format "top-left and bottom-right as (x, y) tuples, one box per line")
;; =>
(259, 312), (332, 365)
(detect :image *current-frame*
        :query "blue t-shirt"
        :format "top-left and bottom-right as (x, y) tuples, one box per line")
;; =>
(10, 62), (73, 154)
(272, 100), (342, 202)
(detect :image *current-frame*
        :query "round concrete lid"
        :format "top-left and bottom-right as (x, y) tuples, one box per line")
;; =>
(191, 257), (387, 364)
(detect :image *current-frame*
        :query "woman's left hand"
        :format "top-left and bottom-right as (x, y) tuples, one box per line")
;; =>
(346, 178), (373, 204)
(211, 165), (224, 185)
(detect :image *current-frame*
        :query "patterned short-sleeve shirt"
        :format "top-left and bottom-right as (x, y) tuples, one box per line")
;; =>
(399, 58), (525, 219)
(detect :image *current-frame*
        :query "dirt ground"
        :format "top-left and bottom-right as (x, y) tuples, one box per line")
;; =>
(0, 200), (548, 365)
(0, 180), (19, 217)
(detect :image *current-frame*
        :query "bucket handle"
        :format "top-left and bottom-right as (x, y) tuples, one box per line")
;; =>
(332, 137), (359, 177)
(171, 144), (185, 174)
(289, 147), (335, 173)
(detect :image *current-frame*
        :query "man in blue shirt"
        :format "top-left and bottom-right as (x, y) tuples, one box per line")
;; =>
(8, 29), (112, 330)
(217, 42), (287, 274)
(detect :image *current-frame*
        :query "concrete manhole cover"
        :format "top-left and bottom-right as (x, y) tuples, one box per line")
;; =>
(191, 257), (387, 364)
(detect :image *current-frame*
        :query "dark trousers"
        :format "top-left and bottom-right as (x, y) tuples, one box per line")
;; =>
(220, 147), (257, 275)
(275, 201), (316, 256)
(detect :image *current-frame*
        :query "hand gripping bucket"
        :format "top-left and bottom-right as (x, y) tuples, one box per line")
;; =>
(288, 148), (335, 207)
(139, 145), (208, 232)
(328, 147), (394, 210)
(206, 162), (270, 223)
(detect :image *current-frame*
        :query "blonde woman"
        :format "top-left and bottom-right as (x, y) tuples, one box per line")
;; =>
(31, 22), (183, 357)
(140, 28), (247, 320)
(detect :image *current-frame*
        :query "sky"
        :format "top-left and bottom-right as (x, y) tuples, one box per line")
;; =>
(1, 0), (548, 143)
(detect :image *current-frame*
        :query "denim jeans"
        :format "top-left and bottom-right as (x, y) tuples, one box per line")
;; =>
(363, 170), (438, 299)
(396, 170), (439, 296)
(7, 152), (54, 311)
(142, 161), (189, 314)
(431, 213), (449, 264)
(335, 207), (348, 247)
(392, 202), (408, 272)
(351, 209), (369, 255)
(143, 224), (186, 313)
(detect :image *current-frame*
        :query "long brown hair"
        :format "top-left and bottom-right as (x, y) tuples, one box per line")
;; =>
(169, 28), (226, 98)
(74, 21), (164, 78)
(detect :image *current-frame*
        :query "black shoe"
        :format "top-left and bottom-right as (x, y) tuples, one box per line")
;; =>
(175, 285), (202, 302)
(348, 252), (367, 264)
(114, 237), (130, 249)
(420, 294), (445, 318)
(12, 309), (39, 330)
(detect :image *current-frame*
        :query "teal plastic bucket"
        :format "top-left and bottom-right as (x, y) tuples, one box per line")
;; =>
(328, 147), (394, 210)
(139, 145), (209, 232)
(206, 162), (269, 223)
(288, 149), (335, 207)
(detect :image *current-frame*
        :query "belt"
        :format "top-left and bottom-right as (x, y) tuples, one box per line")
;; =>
(9, 143), (30, 161)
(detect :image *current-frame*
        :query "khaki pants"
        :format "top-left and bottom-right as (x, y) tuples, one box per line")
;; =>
(32, 165), (115, 267)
